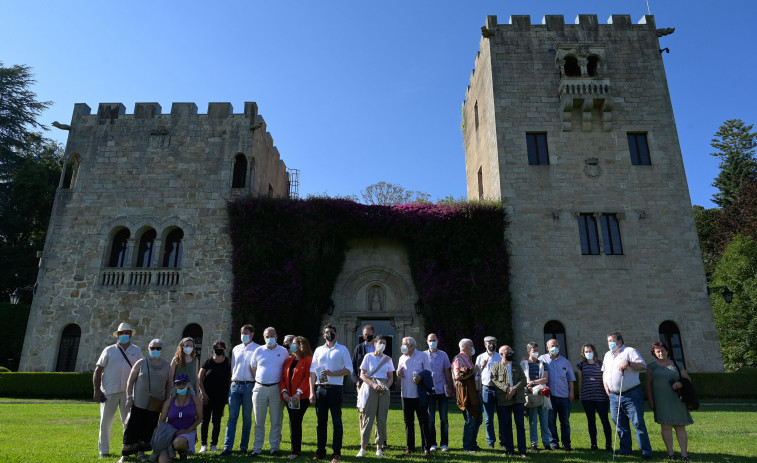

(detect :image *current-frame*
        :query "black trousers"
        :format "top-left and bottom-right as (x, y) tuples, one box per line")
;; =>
(122, 405), (160, 455)
(201, 396), (227, 446)
(286, 400), (311, 454)
(402, 397), (429, 452)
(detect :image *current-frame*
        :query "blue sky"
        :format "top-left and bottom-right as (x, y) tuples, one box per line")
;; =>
(3, 1), (756, 207)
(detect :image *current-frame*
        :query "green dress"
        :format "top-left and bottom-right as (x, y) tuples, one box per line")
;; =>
(648, 361), (694, 426)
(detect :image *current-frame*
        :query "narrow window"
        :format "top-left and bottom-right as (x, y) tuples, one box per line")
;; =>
(62, 154), (80, 189)
(578, 214), (600, 255)
(587, 56), (599, 77)
(526, 133), (549, 165)
(564, 56), (581, 77)
(108, 228), (130, 267)
(544, 320), (567, 357)
(268, 184), (274, 198)
(477, 167), (484, 199)
(601, 214), (623, 255)
(232, 153), (247, 188)
(628, 133), (651, 165)
(162, 228), (184, 268)
(659, 321), (686, 369)
(474, 101), (480, 132)
(136, 229), (157, 268)
(55, 324), (81, 372)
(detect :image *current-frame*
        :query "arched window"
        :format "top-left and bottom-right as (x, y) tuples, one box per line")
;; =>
(62, 154), (81, 189)
(162, 228), (184, 268)
(108, 228), (131, 267)
(136, 229), (157, 268)
(55, 324), (81, 372)
(183, 323), (203, 359)
(587, 56), (600, 77)
(232, 153), (247, 188)
(564, 56), (581, 77)
(544, 320), (567, 357)
(659, 321), (686, 368)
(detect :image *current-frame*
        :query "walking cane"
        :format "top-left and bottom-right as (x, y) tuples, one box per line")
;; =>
(612, 370), (625, 462)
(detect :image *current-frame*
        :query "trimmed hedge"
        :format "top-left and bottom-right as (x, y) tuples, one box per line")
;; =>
(0, 372), (92, 399)
(687, 368), (757, 398)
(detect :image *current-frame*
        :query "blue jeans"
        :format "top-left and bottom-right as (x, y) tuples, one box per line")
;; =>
(427, 393), (449, 447)
(481, 387), (504, 445)
(582, 399), (612, 449)
(548, 396), (571, 448)
(499, 403), (526, 454)
(609, 386), (652, 457)
(315, 385), (343, 456)
(461, 408), (482, 451)
(224, 381), (254, 451)
(528, 405), (551, 447)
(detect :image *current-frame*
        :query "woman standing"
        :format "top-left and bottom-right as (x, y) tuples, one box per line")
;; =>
(170, 337), (199, 392)
(157, 374), (203, 462)
(120, 339), (172, 462)
(357, 335), (395, 458)
(520, 341), (551, 452)
(576, 343), (612, 451)
(279, 336), (313, 460)
(646, 341), (694, 461)
(198, 340), (231, 453)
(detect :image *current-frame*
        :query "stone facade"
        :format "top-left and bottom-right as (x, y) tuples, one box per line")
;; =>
(19, 102), (291, 371)
(463, 14), (723, 371)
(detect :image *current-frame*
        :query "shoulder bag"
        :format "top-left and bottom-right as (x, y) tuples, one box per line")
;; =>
(145, 358), (165, 412)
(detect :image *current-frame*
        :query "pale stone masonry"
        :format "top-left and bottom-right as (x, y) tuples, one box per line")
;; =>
(19, 102), (291, 371)
(463, 14), (723, 371)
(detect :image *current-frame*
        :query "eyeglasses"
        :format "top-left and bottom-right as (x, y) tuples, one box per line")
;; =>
(150, 347), (162, 351)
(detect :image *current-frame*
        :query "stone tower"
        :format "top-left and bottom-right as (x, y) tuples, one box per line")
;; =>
(463, 14), (722, 371)
(19, 102), (292, 371)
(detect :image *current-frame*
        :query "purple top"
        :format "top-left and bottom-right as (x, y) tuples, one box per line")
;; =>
(167, 397), (196, 430)
(425, 349), (451, 394)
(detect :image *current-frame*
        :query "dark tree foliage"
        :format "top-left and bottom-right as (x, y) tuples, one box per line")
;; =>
(227, 197), (510, 353)
(692, 205), (721, 279)
(713, 177), (757, 255)
(710, 119), (757, 208)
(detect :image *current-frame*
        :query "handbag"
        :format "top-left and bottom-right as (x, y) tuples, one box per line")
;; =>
(145, 358), (165, 412)
(670, 361), (699, 411)
(523, 360), (544, 408)
(356, 355), (391, 410)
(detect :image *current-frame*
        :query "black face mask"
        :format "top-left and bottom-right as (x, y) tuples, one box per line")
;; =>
(283, 344), (291, 352)
(214, 348), (225, 356)
(487, 344), (495, 353)
(325, 331), (336, 342)
(505, 352), (515, 361)
(365, 335), (374, 343)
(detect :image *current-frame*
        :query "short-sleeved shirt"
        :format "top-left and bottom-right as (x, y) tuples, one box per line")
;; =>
(201, 357), (231, 397)
(311, 342), (353, 386)
(397, 350), (431, 398)
(360, 353), (395, 381)
(602, 345), (645, 393)
(538, 354), (576, 398)
(97, 343), (142, 395)
(250, 344), (288, 384)
(476, 352), (502, 387)
(231, 342), (261, 382)
(425, 349), (451, 394)
(576, 361), (608, 402)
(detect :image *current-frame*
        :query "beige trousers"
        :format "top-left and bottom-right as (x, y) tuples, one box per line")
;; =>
(359, 388), (390, 448)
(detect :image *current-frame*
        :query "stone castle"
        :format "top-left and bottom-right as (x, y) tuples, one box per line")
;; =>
(19, 13), (723, 373)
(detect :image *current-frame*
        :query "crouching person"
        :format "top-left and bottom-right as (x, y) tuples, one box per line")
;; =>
(155, 374), (202, 461)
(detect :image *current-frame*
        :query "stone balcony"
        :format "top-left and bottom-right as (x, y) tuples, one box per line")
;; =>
(99, 267), (182, 289)
(558, 77), (611, 100)
(558, 77), (613, 132)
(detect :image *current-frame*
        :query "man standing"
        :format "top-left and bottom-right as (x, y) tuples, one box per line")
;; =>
(310, 324), (353, 463)
(491, 345), (527, 457)
(603, 331), (652, 459)
(93, 322), (142, 458)
(250, 327), (288, 456)
(539, 338), (575, 451)
(476, 335), (502, 448)
(397, 337), (432, 455)
(452, 338), (482, 453)
(221, 324), (260, 456)
(424, 333), (453, 452)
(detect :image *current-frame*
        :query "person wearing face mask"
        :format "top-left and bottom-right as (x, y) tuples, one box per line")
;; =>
(120, 339), (171, 462)
(170, 337), (199, 393)
(538, 338), (576, 451)
(602, 331), (652, 459)
(476, 335), (502, 449)
(351, 326), (383, 449)
(198, 340), (232, 453)
(280, 336), (314, 460)
(249, 327), (288, 456)
(357, 335), (395, 458)
(309, 324), (353, 463)
(520, 342), (551, 452)
(576, 343), (612, 452)
(93, 321), (142, 458)
(452, 338), (482, 453)
(283, 335), (296, 357)
(490, 345), (527, 457)
(424, 333), (454, 452)
(222, 324), (260, 456)
(156, 374), (203, 462)
(396, 336), (432, 455)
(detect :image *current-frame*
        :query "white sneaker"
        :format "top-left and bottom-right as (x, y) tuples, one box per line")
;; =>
(375, 449), (384, 457)
(117, 457), (129, 463)
(429, 446), (437, 452)
(199, 445), (208, 453)
(210, 445), (218, 452)
(466, 450), (477, 454)
(441, 445), (449, 452)
(356, 449), (366, 458)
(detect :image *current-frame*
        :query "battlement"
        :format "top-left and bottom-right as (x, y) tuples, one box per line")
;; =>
(483, 14), (656, 30)
(71, 101), (262, 122)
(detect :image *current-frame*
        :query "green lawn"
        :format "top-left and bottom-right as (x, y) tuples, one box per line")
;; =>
(0, 400), (755, 462)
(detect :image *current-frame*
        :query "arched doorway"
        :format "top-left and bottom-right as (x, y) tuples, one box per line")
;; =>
(183, 323), (204, 361)
(55, 324), (81, 372)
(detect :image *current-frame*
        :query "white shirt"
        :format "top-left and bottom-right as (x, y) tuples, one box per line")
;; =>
(231, 341), (261, 381)
(96, 343), (142, 395)
(603, 345), (645, 393)
(360, 353), (395, 380)
(476, 351), (502, 387)
(251, 344), (288, 384)
(397, 350), (431, 398)
(310, 341), (353, 386)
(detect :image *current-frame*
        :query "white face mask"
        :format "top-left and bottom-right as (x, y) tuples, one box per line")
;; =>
(549, 346), (559, 356)
(401, 345), (409, 354)
(531, 351), (539, 359)
(376, 343), (386, 353)
(183, 346), (193, 355)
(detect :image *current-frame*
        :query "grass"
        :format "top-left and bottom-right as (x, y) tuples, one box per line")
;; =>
(0, 400), (755, 462)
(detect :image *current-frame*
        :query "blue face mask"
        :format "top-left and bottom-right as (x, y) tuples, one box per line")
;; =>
(471, 347), (475, 356)
(118, 334), (130, 344)
(266, 337), (276, 348)
(290, 344), (298, 353)
(608, 341), (618, 351)
(549, 347), (559, 356)
(149, 349), (161, 359)
(428, 341), (438, 350)
(241, 334), (250, 344)
(176, 387), (188, 396)
(585, 352), (594, 360)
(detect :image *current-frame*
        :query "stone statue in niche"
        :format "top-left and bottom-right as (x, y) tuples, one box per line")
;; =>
(367, 284), (385, 311)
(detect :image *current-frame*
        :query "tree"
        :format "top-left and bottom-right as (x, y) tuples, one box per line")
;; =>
(693, 205), (721, 279)
(360, 181), (430, 206)
(710, 119), (757, 208)
(0, 62), (52, 180)
(710, 234), (757, 371)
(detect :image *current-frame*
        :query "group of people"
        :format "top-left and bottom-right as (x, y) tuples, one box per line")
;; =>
(94, 322), (694, 461)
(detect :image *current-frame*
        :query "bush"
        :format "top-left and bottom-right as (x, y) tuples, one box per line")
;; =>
(0, 372), (92, 399)
(688, 368), (757, 398)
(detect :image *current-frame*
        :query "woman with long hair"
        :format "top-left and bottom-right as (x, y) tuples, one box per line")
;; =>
(170, 337), (200, 393)
(279, 336), (313, 460)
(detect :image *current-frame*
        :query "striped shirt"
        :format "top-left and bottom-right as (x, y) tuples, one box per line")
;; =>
(577, 361), (608, 402)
